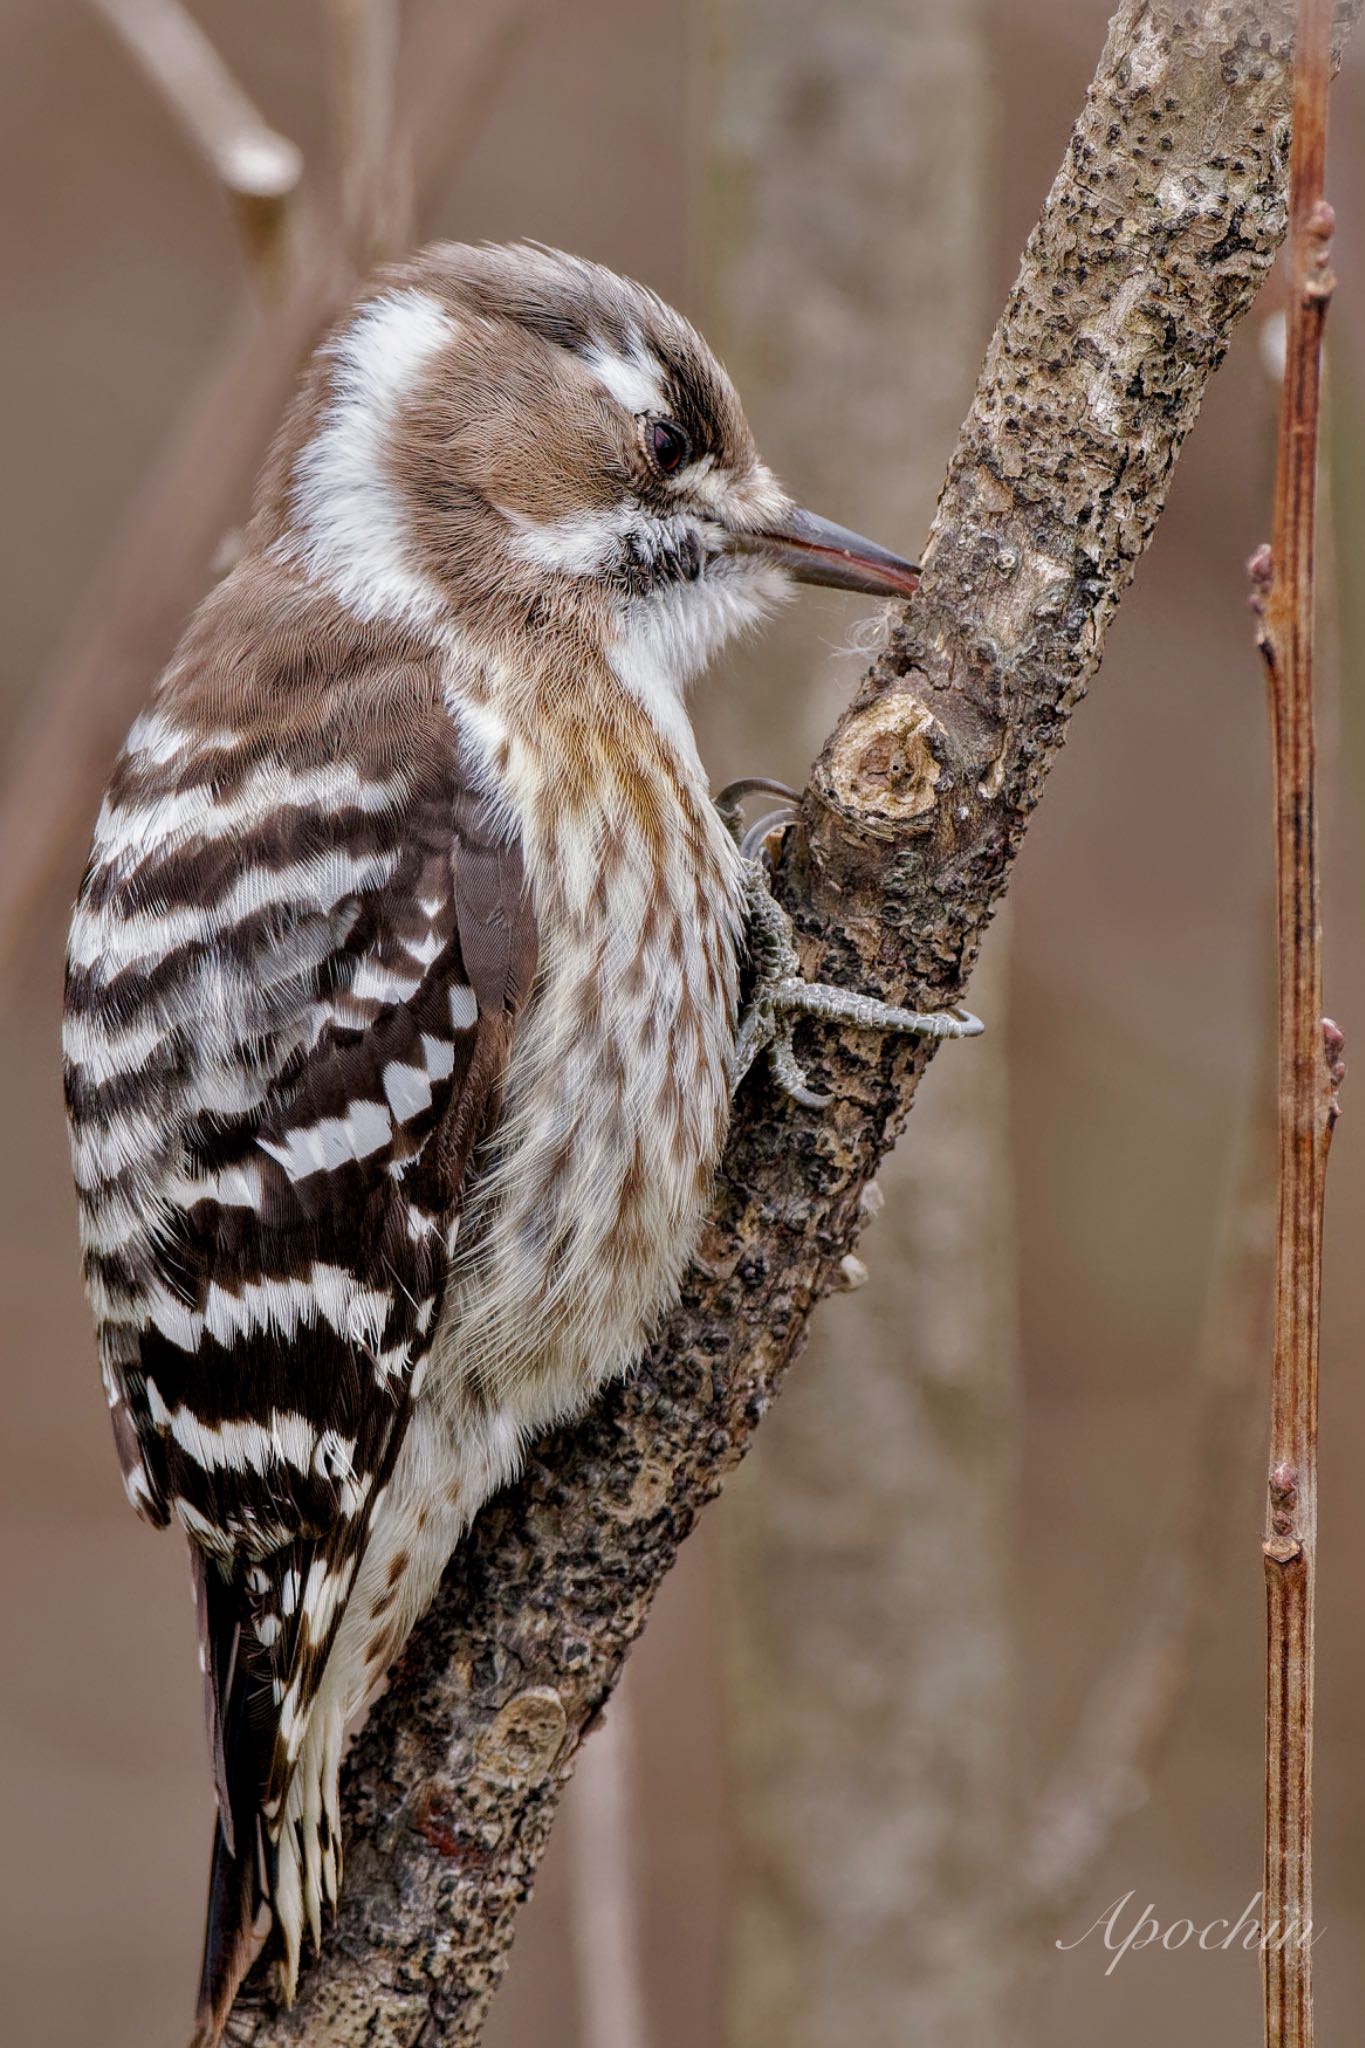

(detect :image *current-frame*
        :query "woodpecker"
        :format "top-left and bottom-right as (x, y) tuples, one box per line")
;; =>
(62, 241), (979, 2044)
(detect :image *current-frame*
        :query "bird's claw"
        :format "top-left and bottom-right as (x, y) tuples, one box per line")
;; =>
(731, 856), (983, 1109)
(715, 776), (801, 861)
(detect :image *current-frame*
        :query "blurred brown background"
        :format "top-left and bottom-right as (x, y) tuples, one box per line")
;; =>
(2, 3), (1363, 2044)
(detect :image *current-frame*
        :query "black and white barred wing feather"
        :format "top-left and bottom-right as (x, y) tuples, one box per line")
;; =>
(62, 687), (535, 2036)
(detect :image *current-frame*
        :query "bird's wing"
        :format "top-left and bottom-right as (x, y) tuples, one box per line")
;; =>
(64, 665), (536, 1950)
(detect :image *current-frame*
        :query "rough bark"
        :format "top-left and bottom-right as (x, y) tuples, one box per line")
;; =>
(227, 5), (1360, 2041)
(701, 7), (1022, 2045)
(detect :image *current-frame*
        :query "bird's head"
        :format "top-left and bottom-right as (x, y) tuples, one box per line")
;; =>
(265, 242), (920, 694)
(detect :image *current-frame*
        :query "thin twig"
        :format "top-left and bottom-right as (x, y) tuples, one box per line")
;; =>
(1020, 307), (1296, 1910)
(1250, 0), (1346, 2040)
(88, 0), (304, 280)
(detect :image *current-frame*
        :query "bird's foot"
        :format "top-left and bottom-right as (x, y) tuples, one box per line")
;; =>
(732, 854), (983, 1109)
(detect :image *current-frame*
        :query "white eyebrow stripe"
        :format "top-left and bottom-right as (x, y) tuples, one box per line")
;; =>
(583, 342), (666, 417)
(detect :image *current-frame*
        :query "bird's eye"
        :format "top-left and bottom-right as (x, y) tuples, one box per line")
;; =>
(648, 419), (691, 476)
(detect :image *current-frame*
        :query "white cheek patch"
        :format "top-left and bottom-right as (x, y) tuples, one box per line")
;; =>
(502, 502), (637, 577)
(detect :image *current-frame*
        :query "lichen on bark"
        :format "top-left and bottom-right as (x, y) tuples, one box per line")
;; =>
(226, 5), (1360, 2042)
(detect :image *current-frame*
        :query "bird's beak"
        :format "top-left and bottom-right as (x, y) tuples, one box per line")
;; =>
(729, 505), (921, 600)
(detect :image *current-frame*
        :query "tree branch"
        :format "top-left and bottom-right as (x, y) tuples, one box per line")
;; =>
(1252, 0), (1347, 2038)
(221, 4), (1359, 2042)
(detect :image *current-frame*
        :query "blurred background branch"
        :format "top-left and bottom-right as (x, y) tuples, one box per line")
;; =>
(702, 7), (1022, 2043)
(1020, 1048), (1277, 1929)
(327, 0), (409, 265)
(566, 1697), (654, 2048)
(88, 0), (304, 279)
(0, 0), (528, 991)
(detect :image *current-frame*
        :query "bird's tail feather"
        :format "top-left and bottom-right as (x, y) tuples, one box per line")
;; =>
(188, 1553), (352, 2043)
(190, 1562), (276, 2048)
(191, 1807), (269, 2047)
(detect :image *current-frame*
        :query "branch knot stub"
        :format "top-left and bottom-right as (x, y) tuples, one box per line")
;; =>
(815, 690), (945, 837)
(1269, 1461), (1299, 1507)
(1303, 194), (1337, 301)
(472, 1687), (569, 1793)
(1322, 1014), (1346, 1133)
